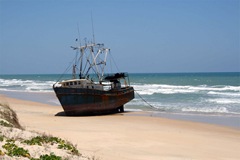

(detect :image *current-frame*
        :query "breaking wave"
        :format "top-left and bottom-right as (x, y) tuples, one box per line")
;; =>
(1, 73), (240, 116)
(207, 91), (240, 97)
(207, 98), (240, 104)
(130, 83), (240, 115)
(133, 83), (240, 96)
(0, 78), (54, 92)
(181, 106), (229, 114)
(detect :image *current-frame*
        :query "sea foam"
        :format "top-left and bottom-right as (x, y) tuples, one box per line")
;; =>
(207, 98), (240, 104)
(207, 91), (240, 97)
(181, 106), (229, 114)
(1, 73), (240, 116)
(133, 83), (240, 95)
(0, 78), (54, 92)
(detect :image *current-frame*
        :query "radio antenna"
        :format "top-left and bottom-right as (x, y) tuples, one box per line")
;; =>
(77, 23), (81, 46)
(91, 12), (95, 44)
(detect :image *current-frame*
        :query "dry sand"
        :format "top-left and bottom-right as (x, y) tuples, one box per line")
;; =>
(0, 94), (240, 160)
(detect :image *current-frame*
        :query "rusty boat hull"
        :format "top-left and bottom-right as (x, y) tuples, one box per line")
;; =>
(53, 86), (134, 116)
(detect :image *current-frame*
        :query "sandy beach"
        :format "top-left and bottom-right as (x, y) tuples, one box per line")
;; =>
(0, 94), (240, 160)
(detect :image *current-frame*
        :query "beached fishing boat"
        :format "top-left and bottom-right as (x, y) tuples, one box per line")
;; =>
(53, 40), (134, 116)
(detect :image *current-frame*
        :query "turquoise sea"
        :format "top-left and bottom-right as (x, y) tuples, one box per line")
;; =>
(130, 72), (240, 115)
(0, 72), (239, 117)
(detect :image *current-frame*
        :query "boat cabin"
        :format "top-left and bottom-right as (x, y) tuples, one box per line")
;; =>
(60, 79), (103, 90)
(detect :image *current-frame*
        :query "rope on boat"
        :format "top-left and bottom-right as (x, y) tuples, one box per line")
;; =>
(55, 53), (80, 84)
(134, 90), (158, 110)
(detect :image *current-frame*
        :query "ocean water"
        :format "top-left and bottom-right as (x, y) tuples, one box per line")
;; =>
(0, 73), (240, 116)
(130, 72), (240, 116)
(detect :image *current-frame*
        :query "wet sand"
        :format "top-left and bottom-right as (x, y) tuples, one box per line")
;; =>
(1, 94), (240, 160)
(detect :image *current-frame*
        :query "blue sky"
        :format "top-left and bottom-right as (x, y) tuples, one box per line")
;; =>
(0, 0), (239, 74)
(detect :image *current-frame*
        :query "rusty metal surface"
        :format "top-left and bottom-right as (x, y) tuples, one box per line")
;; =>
(53, 86), (134, 116)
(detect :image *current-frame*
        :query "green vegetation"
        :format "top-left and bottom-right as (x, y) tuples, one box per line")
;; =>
(0, 135), (4, 142)
(0, 103), (86, 159)
(2, 142), (30, 158)
(24, 135), (79, 155)
(24, 135), (61, 146)
(58, 140), (79, 155)
(0, 149), (5, 156)
(31, 153), (62, 160)
(0, 120), (13, 127)
(0, 134), (81, 159)
(24, 136), (52, 146)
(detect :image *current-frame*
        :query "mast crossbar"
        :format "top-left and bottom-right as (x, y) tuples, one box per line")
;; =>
(71, 41), (109, 82)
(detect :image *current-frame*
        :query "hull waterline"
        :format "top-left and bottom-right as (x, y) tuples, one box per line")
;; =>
(53, 86), (134, 115)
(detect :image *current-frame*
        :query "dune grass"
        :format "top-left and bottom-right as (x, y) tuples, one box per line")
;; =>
(0, 102), (93, 160)
(0, 103), (22, 129)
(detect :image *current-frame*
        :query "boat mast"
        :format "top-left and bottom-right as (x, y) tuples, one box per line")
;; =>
(79, 46), (84, 79)
(70, 15), (109, 81)
(91, 12), (95, 44)
(72, 64), (76, 79)
(77, 25), (84, 79)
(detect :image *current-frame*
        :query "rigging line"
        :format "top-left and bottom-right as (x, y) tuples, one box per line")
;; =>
(85, 59), (93, 76)
(82, 53), (91, 75)
(55, 55), (77, 83)
(74, 49), (79, 66)
(91, 12), (95, 44)
(134, 90), (158, 110)
(109, 52), (120, 72)
(110, 53), (113, 73)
